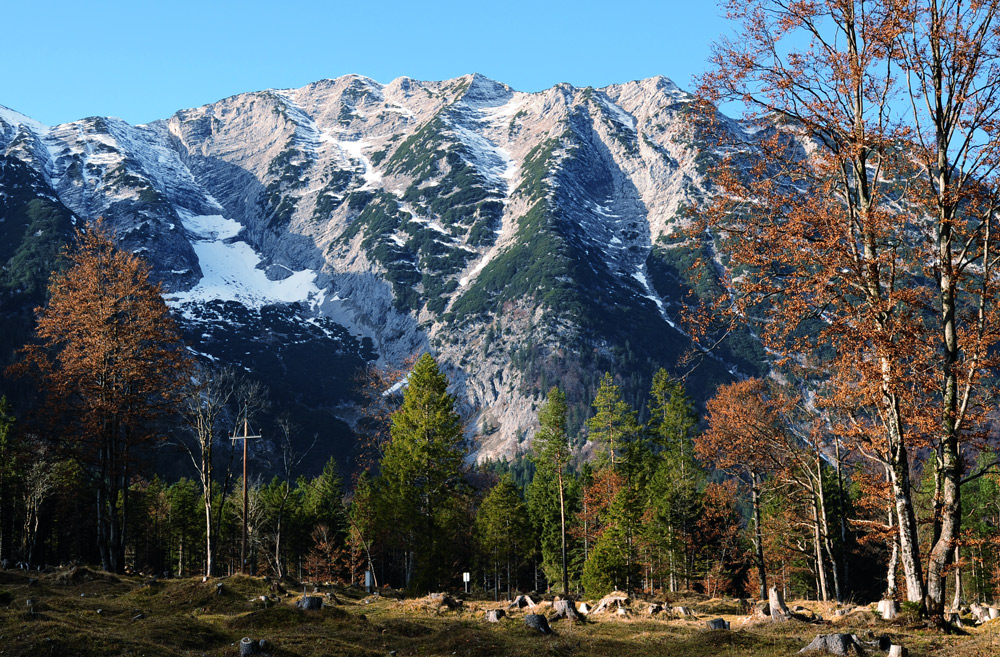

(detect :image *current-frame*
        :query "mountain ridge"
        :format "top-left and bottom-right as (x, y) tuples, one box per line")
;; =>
(0, 73), (765, 467)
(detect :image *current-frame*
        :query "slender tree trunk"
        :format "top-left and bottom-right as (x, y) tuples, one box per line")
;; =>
(811, 495), (828, 602)
(750, 477), (766, 600)
(885, 413), (925, 604)
(557, 470), (568, 595)
(952, 545), (962, 611)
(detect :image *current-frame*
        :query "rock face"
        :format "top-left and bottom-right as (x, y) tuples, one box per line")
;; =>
(0, 75), (769, 464)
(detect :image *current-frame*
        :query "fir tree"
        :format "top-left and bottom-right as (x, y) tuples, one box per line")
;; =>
(476, 474), (532, 600)
(533, 386), (572, 594)
(377, 353), (467, 592)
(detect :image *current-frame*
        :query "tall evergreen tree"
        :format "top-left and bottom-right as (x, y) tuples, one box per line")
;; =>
(476, 474), (532, 600)
(587, 373), (639, 470)
(533, 386), (572, 594)
(377, 353), (467, 592)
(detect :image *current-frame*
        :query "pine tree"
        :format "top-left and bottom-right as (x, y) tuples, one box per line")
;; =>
(377, 353), (467, 592)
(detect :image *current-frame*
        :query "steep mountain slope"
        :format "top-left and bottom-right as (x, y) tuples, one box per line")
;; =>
(0, 74), (766, 465)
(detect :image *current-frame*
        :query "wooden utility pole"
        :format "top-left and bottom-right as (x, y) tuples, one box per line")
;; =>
(231, 416), (261, 574)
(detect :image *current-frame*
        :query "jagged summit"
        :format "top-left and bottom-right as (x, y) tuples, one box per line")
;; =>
(0, 73), (765, 463)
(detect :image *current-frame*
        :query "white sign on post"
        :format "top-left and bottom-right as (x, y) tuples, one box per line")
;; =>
(463, 571), (470, 593)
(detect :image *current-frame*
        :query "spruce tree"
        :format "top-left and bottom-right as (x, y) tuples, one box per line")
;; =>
(533, 386), (572, 594)
(476, 474), (531, 600)
(587, 373), (639, 470)
(377, 353), (466, 592)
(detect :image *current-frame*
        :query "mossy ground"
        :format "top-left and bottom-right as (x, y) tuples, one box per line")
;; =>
(2, 567), (999, 656)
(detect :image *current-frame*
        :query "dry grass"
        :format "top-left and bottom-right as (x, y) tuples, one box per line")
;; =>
(0, 568), (996, 656)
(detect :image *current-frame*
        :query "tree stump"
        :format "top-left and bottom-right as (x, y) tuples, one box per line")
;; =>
(593, 592), (630, 614)
(888, 645), (908, 657)
(485, 609), (505, 623)
(877, 599), (899, 620)
(646, 603), (663, 615)
(705, 618), (729, 630)
(549, 599), (583, 622)
(239, 637), (258, 656)
(672, 606), (695, 617)
(578, 602), (591, 615)
(798, 634), (864, 655)
(296, 596), (323, 610)
(946, 612), (964, 628)
(509, 594), (536, 609)
(524, 613), (552, 635)
(768, 587), (790, 622)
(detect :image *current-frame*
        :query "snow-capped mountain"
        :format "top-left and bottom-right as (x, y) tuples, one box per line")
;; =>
(0, 74), (767, 464)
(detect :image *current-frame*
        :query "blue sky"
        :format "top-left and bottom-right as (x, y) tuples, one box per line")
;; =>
(2, 1), (731, 126)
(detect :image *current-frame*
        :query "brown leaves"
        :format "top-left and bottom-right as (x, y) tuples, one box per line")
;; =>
(11, 218), (189, 456)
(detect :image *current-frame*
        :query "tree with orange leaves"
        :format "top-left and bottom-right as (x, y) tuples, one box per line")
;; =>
(697, 0), (1000, 614)
(12, 220), (188, 573)
(697, 378), (782, 600)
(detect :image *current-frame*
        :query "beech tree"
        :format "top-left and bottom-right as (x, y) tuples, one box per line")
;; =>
(13, 221), (188, 572)
(698, 0), (1000, 613)
(697, 379), (781, 599)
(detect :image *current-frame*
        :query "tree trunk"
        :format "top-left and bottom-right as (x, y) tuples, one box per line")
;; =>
(558, 469), (568, 595)
(811, 495), (828, 602)
(886, 418), (925, 604)
(751, 477), (767, 600)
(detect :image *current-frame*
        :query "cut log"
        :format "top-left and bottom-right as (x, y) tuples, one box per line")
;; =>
(486, 609), (506, 623)
(549, 599), (583, 622)
(705, 618), (729, 630)
(524, 614), (552, 635)
(768, 587), (790, 622)
(877, 599), (899, 620)
(888, 646), (908, 657)
(798, 634), (864, 655)
(296, 596), (323, 610)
